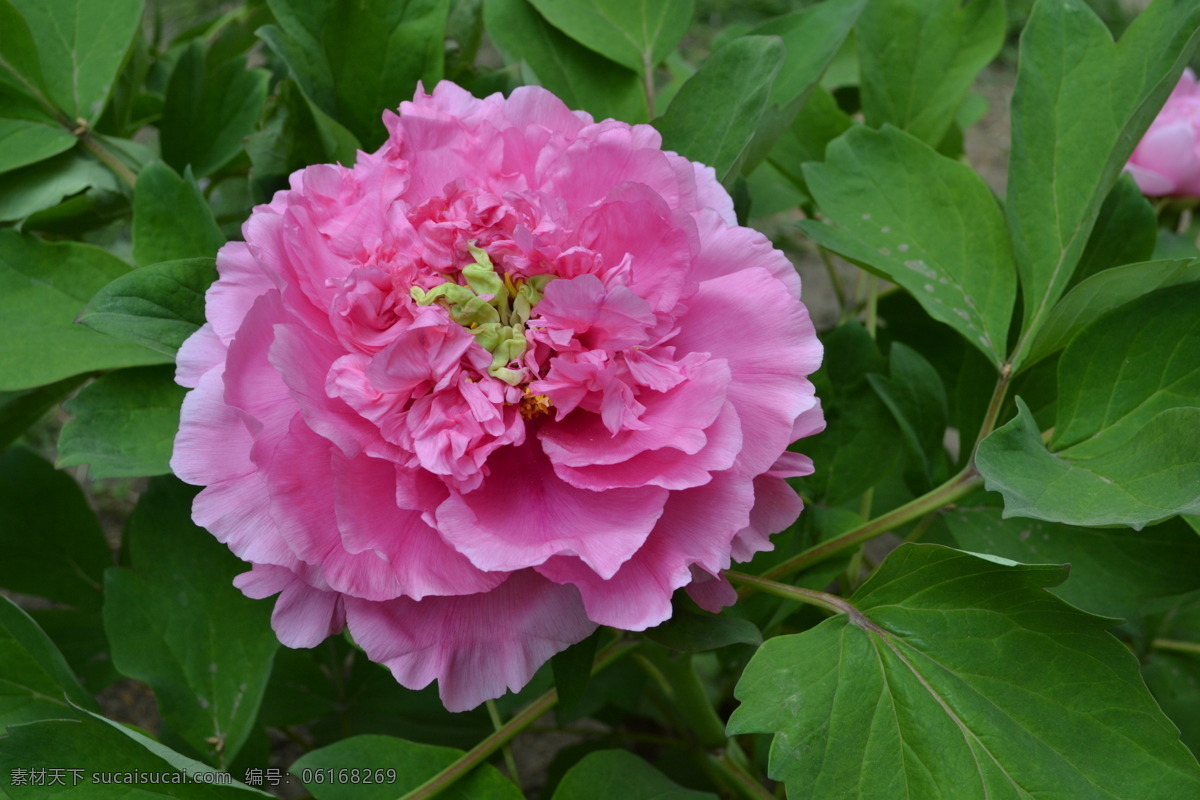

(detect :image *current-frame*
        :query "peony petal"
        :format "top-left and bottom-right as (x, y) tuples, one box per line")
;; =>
(436, 440), (668, 578)
(344, 570), (596, 712)
(537, 471), (754, 630)
(234, 565), (345, 648)
(171, 365), (255, 485)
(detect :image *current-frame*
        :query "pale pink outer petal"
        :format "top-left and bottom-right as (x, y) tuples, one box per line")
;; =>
(170, 366), (255, 485)
(435, 440), (668, 579)
(175, 324), (226, 388)
(344, 571), (596, 712)
(234, 565), (345, 648)
(684, 567), (738, 614)
(206, 241), (279, 344)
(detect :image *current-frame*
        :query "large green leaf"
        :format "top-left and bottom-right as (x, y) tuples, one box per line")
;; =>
(159, 41), (270, 178)
(937, 495), (1200, 627)
(551, 750), (716, 799)
(1023, 258), (1200, 367)
(525, 0), (692, 77)
(728, 544), (1200, 798)
(0, 594), (97, 730)
(7, 0), (144, 123)
(1007, 0), (1200, 365)
(0, 711), (272, 798)
(741, 0), (865, 172)
(1071, 173), (1158, 287)
(0, 374), (87, 450)
(0, 447), (111, 610)
(858, 0), (1004, 146)
(0, 231), (169, 390)
(58, 366), (186, 479)
(867, 342), (948, 483)
(802, 323), (905, 504)
(261, 0), (449, 148)
(0, 118), (75, 175)
(0, 148), (121, 223)
(800, 125), (1016, 367)
(131, 162), (224, 267)
(979, 398), (1200, 528)
(654, 35), (784, 183)
(979, 283), (1200, 527)
(290, 735), (522, 799)
(103, 478), (279, 767)
(1142, 600), (1200, 757)
(484, 0), (646, 122)
(78, 257), (216, 357)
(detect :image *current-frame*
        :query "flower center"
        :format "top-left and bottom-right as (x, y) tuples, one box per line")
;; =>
(410, 243), (552, 386)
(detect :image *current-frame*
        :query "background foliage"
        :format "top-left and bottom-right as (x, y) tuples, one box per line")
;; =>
(2, 0), (1200, 798)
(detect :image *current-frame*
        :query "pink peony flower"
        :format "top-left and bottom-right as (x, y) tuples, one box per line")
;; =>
(1125, 68), (1200, 196)
(171, 82), (823, 712)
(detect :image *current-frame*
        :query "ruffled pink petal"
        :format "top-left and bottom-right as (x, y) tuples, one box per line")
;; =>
(684, 566), (738, 614)
(344, 570), (596, 712)
(552, 402), (741, 492)
(333, 453), (505, 600)
(193, 473), (299, 568)
(691, 209), (801, 293)
(535, 274), (656, 352)
(207, 241), (279, 344)
(234, 565), (345, 648)
(540, 356), (731, 467)
(171, 366), (255, 485)
(175, 324), (226, 388)
(436, 440), (668, 578)
(672, 268), (822, 475)
(537, 471), (754, 630)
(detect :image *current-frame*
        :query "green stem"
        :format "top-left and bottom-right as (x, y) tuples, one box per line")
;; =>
(1153, 638), (1200, 656)
(653, 653), (727, 749)
(79, 134), (137, 189)
(750, 466), (982, 585)
(705, 749), (776, 800)
(864, 276), (879, 339)
(818, 247), (847, 313)
(726, 571), (855, 617)
(970, 368), (1012, 459)
(485, 700), (520, 784)
(398, 639), (636, 800)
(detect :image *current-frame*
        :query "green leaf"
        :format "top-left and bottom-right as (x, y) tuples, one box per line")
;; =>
(1024, 258), (1200, 367)
(740, 0), (866, 172)
(159, 41), (270, 178)
(58, 366), (186, 479)
(643, 609), (762, 652)
(0, 447), (111, 610)
(0, 711), (273, 798)
(524, 0), (692, 76)
(0, 594), (97, 729)
(551, 750), (716, 800)
(247, 80), (359, 197)
(28, 608), (120, 693)
(728, 543), (1200, 799)
(1007, 0), (1200, 365)
(803, 322), (905, 504)
(1072, 173), (1157, 287)
(132, 162), (224, 267)
(483, 0), (645, 122)
(938, 496), (1200, 626)
(261, 0), (449, 149)
(103, 478), (279, 767)
(552, 630), (598, 722)
(992, 273), (1200, 525)
(765, 85), (851, 194)
(291, 735), (522, 799)
(7, 0), (144, 123)
(867, 342), (948, 481)
(0, 147), (121, 223)
(800, 125), (1017, 367)
(1142, 600), (1200, 757)
(979, 398), (1200, 529)
(0, 118), (75, 174)
(0, 374), (87, 449)
(0, 231), (170, 390)
(858, 0), (1005, 146)
(655, 35), (785, 183)
(78, 257), (216, 357)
